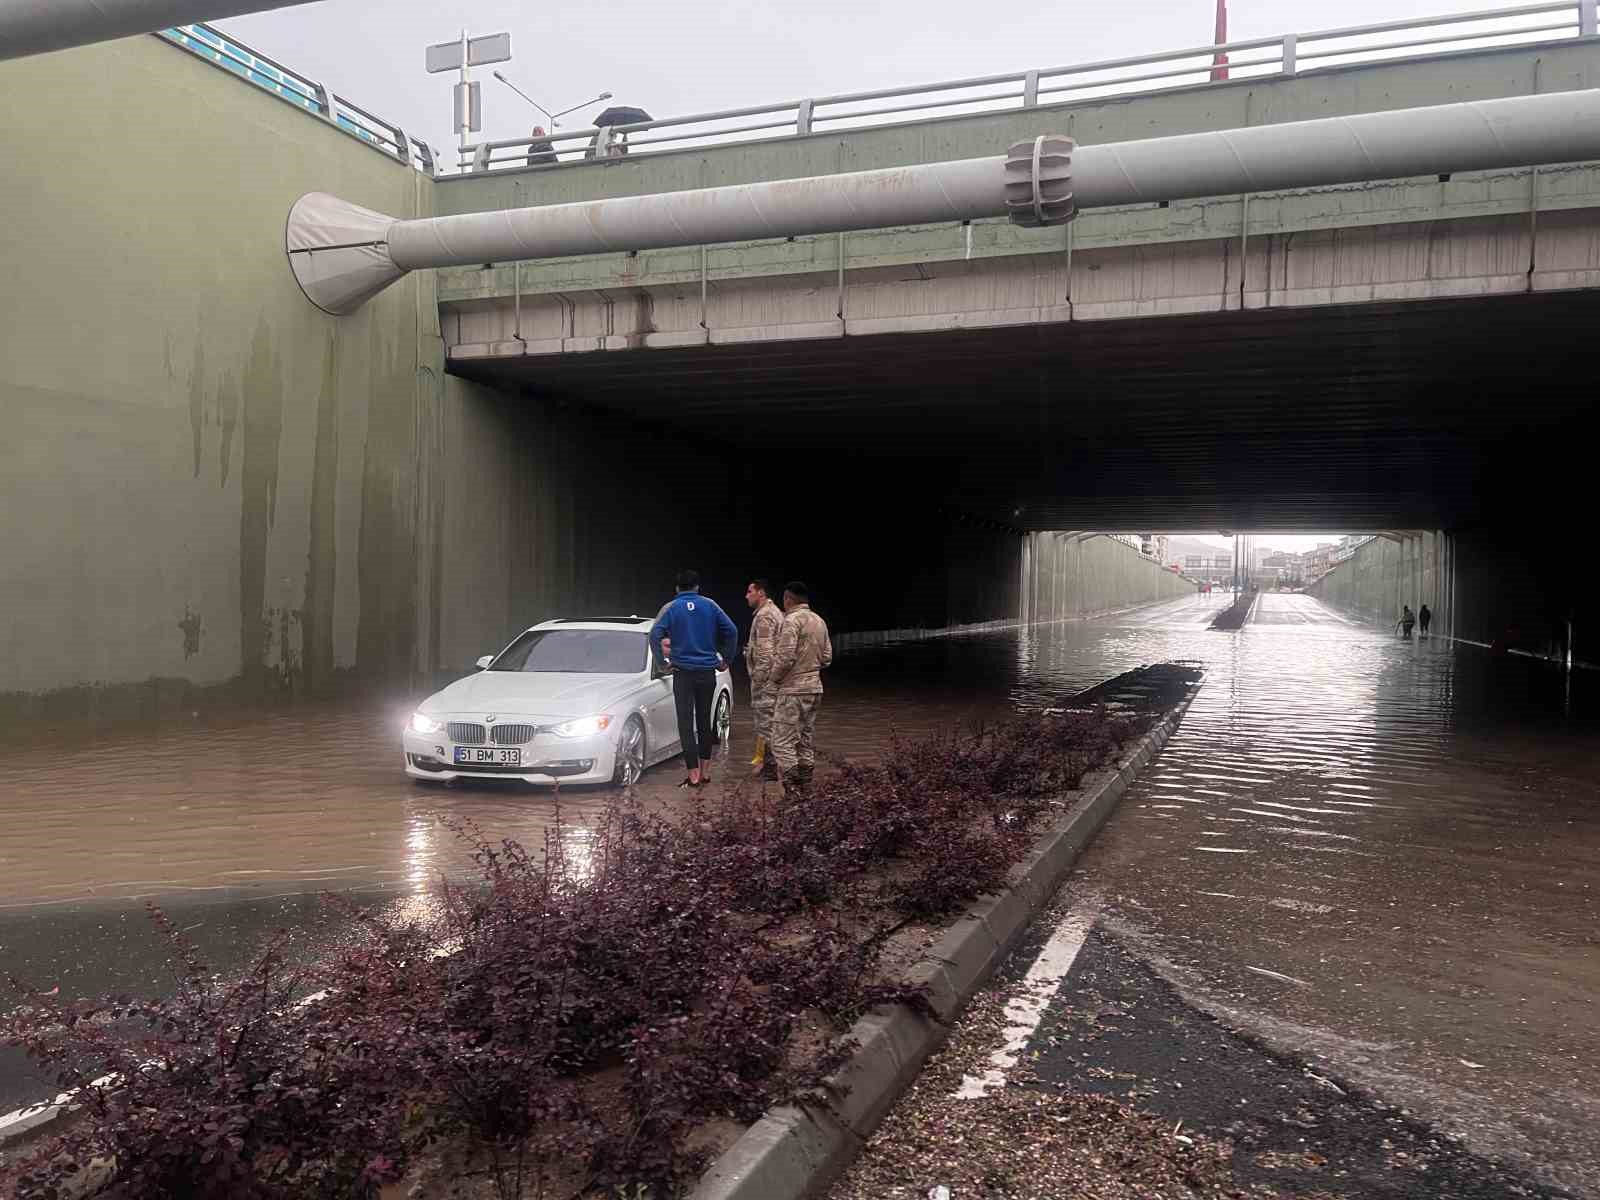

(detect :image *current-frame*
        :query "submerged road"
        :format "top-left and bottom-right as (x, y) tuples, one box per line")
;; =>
(834, 591), (1600, 1199)
(2, 590), (1596, 1195)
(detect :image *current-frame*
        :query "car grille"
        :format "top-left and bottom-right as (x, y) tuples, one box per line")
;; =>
(447, 722), (486, 745)
(490, 724), (538, 745)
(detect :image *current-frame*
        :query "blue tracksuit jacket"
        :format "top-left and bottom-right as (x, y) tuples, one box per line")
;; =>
(650, 591), (739, 671)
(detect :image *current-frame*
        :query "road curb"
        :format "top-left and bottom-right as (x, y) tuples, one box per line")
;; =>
(0, 1098), (73, 1150)
(692, 680), (1202, 1200)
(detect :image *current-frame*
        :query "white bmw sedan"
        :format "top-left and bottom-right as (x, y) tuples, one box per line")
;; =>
(403, 617), (733, 787)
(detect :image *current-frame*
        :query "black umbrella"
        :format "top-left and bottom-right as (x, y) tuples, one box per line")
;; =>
(593, 105), (652, 128)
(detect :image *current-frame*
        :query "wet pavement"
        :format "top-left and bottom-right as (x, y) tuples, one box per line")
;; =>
(3, 590), (1597, 1192)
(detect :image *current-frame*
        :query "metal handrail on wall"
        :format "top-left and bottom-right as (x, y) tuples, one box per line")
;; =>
(460, 0), (1599, 173)
(156, 23), (437, 174)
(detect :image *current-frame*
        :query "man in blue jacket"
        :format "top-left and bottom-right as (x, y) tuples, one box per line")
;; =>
(650, 569), (739, 787)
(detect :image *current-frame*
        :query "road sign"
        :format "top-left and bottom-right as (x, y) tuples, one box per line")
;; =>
(454, 80), (481, 133)
(425, 32), (511, 74)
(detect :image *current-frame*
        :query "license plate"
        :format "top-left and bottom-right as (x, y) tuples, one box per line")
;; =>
(453, 747), (522, 766)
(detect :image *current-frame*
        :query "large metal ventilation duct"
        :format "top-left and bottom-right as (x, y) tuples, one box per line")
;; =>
(288, 88), (1600, 315)
(0, 0), (316, 61)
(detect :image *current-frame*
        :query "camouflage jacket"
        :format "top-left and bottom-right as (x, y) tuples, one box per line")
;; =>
(770, 605), (833, 695)
(744, 599), (784, 690)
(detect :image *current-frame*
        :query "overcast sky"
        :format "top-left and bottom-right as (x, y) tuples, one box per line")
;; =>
(219, 0), (1518, 162)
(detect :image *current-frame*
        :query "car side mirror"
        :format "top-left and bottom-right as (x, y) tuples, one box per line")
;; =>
(476, 654), (494, 670)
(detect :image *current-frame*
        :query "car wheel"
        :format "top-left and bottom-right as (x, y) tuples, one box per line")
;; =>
(712, 691), (732, 748)
(612, 716), (645, 787)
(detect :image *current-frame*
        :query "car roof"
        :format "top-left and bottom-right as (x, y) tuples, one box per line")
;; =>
(528, 617), (654, 632)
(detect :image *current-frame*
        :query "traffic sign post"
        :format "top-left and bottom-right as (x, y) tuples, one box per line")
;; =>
(426, 30), (511, 161)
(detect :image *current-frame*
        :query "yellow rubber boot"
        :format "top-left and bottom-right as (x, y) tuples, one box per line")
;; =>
(750, 735), (767, 768)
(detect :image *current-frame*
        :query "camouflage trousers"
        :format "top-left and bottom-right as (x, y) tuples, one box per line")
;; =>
(770, 694), (821, 776)
(750, 683), (778, 742)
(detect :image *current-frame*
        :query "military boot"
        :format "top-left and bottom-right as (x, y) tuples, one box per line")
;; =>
(796, 763), (814, 793)
(760, 758), (779, 782)
(781, 769), (805, 801)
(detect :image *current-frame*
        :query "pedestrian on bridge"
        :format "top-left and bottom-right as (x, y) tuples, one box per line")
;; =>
(651, 570), (738, 789)
(768, 581), (833, 798)
(525, 126), (558, 166)
(743, 578), (784, 780)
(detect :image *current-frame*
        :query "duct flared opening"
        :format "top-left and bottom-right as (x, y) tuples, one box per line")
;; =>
(285, 192), (406, 316)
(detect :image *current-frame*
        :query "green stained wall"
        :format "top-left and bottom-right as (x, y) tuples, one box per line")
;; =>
(0, 33), (439, 719)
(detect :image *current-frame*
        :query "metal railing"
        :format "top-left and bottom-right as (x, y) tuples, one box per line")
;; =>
(150, 2), (1598, 181)
(156, 23), (438, 174)
(461, 0), (1598, 174)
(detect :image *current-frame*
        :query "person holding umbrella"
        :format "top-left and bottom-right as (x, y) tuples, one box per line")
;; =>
(586, 104), (652, 158)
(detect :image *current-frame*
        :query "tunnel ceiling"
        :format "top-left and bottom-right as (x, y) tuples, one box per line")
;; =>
(449, 291), (1596, 532)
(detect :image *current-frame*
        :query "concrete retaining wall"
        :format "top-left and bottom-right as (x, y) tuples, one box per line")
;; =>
(1306, 533), (1447, 631)
(1024, 533), (1197, 623)
(0, 39), (761, 718)
(0, 35), (441, 722)
(1307, 529), (1589, 666)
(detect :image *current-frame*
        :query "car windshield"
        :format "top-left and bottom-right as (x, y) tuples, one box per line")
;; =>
(490, 629), (647, 674)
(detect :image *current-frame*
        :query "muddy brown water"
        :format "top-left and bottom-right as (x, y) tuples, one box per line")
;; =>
(2, 590), (1596, 1188)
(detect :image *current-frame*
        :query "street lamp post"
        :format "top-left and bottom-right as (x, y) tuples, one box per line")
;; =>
(494, 72), (611, 128)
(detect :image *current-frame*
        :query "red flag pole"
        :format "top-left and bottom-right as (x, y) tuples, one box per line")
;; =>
(1211, 0), (1230, 80)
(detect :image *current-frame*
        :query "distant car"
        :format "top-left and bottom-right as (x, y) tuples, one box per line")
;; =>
(403, 617), (733, 787)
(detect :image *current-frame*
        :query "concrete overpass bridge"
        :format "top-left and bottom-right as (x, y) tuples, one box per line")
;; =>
(433, 25), (1600, 537)
(0, 7), (1595, 718)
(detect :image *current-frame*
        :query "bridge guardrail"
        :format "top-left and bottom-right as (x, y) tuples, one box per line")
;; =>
(460, 0), (1597, 174)
(150, 1), (1597, 180)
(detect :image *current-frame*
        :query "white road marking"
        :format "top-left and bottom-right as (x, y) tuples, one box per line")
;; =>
(1244, 964), (1312, 987)
(953, 896), (1101, 1100)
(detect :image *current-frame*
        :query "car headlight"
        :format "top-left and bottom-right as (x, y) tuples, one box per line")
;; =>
(551, 714), (612, 738)
(410, 713), (443, 735)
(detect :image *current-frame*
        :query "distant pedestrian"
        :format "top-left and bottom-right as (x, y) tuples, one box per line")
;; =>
(1396, 604), (1415, 640)
(525, 125), (557, 166)
(1418, 604), (1432, 636)
(650, 570), (738, 789)
(768, 581), (833, 798)
(743, 578), (784, 780)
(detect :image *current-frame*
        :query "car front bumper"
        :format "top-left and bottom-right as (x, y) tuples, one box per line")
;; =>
(401, 727), (616, 785)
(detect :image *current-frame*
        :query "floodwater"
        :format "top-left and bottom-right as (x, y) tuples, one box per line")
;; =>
(1073, 592), (1600, 1197)
(2, 590), (1596, 1184)
(0, 593), (1227, 912)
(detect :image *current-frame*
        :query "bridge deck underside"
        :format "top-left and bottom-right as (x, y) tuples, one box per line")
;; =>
(450, 292), (1596, 531)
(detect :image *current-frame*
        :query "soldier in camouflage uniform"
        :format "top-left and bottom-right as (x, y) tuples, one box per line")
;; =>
(766, 580), (833, 797)
(743, 579), (785, 779)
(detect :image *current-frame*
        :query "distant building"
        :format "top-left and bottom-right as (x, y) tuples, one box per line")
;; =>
(1305, 541), (1339, 578)
(1181, 552), (1236, 586)
(1259, 549), (1305, 587)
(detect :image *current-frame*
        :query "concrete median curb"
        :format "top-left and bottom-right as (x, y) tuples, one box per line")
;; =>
(691, 679), (1202, 1200)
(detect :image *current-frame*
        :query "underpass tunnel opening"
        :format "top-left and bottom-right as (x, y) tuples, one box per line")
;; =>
(442, 286), (1596, 677)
